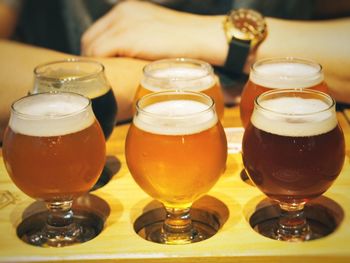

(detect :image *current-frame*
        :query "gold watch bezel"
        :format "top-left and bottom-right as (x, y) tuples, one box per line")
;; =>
(223, 8), (267, 48)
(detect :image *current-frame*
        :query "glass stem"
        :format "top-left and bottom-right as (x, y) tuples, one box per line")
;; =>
(44, 200), (81, 246)
(161, 206), (198, 244)
(276, 202), (311, 241)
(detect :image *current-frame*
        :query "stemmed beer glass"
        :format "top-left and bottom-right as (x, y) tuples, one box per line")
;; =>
(239, 57), (329, 128)
(134, 58), (225, 120)
(31, 59), (117, 140)
(242, 89), (345, 241)
(31, 59), (117, 189)
(125, 91), (227, 244)
(2, 92), (106, 247)
(238, 57), (330, 183)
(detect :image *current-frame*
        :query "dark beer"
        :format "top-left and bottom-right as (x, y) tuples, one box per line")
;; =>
(91, 88), (117, 139)
(32, 59), (117, 139)
(242, 90), (345, 204)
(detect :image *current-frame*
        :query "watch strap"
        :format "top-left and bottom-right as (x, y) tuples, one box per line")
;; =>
(224, 38), (251, 75)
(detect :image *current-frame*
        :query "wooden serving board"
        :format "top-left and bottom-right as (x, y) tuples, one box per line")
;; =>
(0, 107), (349, 263)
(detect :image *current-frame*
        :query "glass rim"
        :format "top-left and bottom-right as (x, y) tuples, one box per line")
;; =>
(142, 58), (214, 82)
(11, 91), (92, 120)
(251, 56), (323, 82)
(135, 90), (215, 119)
(254, 88), (335, 117)
(33, 58), (105, 82)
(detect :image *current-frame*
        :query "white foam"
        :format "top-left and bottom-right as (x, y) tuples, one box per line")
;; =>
(251, 97), (337, 137)
(141, 67), (215, 92)
(134, 100), (217, 135)
(9, 93), (95, 137)
(251, 62), (324, 88)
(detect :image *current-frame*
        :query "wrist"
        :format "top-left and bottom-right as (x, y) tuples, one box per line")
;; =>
(221, 9), (267, 76)
(189, 15), (228, 66)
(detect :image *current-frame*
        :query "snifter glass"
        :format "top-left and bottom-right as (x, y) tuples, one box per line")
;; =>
(239, 57), (329, 128)
(31, 59), (117, 189)
(31, 58), (117, 140)
(125, 91), (227, 244)
(242, 89), (345, 241)
(238, 57), (330, 184)
(133, 58), (225, 120)
(2, 92), (106, 247)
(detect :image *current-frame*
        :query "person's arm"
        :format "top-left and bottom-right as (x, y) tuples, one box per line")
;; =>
(81, 0), (350, 105)
(257, 17), (350, 105)
(0, 39), (148, 140)
(81, 1), (227, 66)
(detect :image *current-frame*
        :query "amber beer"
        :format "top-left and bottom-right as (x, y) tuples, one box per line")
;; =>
(2, 92), (106, 201)
(242, 89), (345, 204)
(134, 58), (225, 120)
(126, 91), (227, 209)
(240, 57), (329, 127)
(32, 59), (117, 139)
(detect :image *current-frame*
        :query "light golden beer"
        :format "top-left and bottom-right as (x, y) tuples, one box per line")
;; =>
(134, 58), (225, 120)
(3, 92), (106, 201)
(126, 91), (227, 209)
(240, 57), (329, 127)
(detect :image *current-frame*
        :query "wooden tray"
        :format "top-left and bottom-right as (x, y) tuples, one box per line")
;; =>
(0, 108), (349, 263)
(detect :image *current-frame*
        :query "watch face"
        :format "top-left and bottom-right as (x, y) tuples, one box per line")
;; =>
(224, 8), (267, 46)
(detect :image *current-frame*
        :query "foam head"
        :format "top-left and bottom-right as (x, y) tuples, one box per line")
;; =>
(250, 59), (324, 89)
(251, 96), (337, 137)
(134, 99), (217, 135)
(141, 66), (215, 92)
(9, 93), (95, 137)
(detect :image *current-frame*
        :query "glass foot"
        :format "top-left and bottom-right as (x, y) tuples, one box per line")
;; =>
(134, 207), (221, 244)
(249, 202), (340, 241)
(17, 210), (104, 247)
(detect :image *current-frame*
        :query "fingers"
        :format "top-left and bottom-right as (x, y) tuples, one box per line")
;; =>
(81, 1), (166, 57)
(81, 8), (117, 56)
(83, 27), (126, 57)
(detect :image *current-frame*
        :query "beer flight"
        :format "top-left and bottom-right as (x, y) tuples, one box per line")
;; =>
(1, 57), (345, 247)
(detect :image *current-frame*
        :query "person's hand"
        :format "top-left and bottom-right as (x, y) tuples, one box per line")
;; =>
(81, 0), (227, 66)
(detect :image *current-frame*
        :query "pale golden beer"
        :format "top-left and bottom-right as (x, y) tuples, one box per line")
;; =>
(125, 91), (227, 244)
(240, 57), (329, 127)
(2, 92), (106, 247)
(134, 58), (225, 120)
(3, 92), (106, 201)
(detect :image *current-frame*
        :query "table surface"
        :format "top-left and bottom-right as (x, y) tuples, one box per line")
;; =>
(0, 106), (350, 263)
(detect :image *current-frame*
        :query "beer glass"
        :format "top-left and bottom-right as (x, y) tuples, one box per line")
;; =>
(31, 59), (117, 140)
(2, 92), (106, 247)
(125, 91), (227, 244)
(31, 59), (117, 189)
(240, 57), (329, 128)
(242, 89), (345, 241)
(134, 58), (225, 120)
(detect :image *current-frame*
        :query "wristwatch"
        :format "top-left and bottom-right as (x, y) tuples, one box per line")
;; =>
(223, 8), (267, 75)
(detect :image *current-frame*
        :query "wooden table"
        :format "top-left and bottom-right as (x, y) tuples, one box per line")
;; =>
(0, 106), (350, 263)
